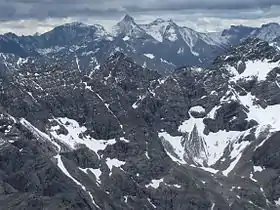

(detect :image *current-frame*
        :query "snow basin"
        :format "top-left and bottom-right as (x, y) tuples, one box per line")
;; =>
(228, 59), (279, 82)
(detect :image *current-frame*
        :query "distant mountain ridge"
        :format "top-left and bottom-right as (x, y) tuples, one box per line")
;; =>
(0, 15), (280, 74)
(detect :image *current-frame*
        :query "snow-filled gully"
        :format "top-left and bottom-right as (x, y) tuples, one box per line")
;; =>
(19, 117), (129, 208)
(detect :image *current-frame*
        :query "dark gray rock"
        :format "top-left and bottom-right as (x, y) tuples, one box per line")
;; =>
(0, 36), (280, 210)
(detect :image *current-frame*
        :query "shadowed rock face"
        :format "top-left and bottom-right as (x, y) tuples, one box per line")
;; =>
(181, 125), (208, 164)
(253, 132), (280, 169)
(0, 38), (280, 209)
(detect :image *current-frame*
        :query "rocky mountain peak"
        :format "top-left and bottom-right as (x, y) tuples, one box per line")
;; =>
(167, 18), (177, 25)
(251, 22), (280, 42)
(111, 14), (145, 37)
(122, 14), (135, 23)
(61, 21), (89, 28)
(221, 25), (257, 46)
(48, 21), (107, 35)
(2, 32), (19, 40)
(260, 22), (280, 29)
(1, 16), (280, 76)
(150, 18), (165, 25)
(228, 24), (255, 31)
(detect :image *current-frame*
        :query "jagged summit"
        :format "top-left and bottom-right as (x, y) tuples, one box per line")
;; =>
(122, 14), (135, 22)
(260, 22), (280, 28)
(251, 22), (280, 42)
(111, 14), (145, 37)
(221, 25), (257, 45)
(222, 25), (256, 36)
(150, 18), (165, 24)
(62, 21), (89, 27)
(2, 32), (18, 39)
(48, 21), (107, 33)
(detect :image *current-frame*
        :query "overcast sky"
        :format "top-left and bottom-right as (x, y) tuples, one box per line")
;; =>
(0, 0), (280, 35)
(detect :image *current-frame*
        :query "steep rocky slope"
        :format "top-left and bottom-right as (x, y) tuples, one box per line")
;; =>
(0, 38), (280, 209)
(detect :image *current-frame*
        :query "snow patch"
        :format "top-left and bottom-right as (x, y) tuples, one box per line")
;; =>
(144, 53), (155, 59)
(120, 137), (130, 143)
(104, 72), (112, 81)
(147, 198), (157, 208)
(17, 57), (29, 66)
(177, 47), (184, 55)
(229, 60), (279, 82)
(250, 173), (258, 182)
(179, 117), (243, 166)
(207, 106), (221, 119)
(166, 27), (178, 42)
(140, 20), (170, 42)
(75, 55), (81, 72)
(190, 165), (218, 174)
(55, 155), (100, 209)
(106, 158), (125, 176)
(146, 178), (164, 188)
(275, 198), (280, 206)
(123, 36), (130, 41)
(49, 118), (116, 156)
(211, 202), (215, 210)
(172, 184), (182, 188)
(161, 112), (255, 171)
(222, 140), (251, 176)
(145, 151), (150, 159)
(132, 95), (147, 109)
(253, 166), (264, 172)
(79, 168), (102, 184)
(238, 93), (280, 130)
(124, 196), (128, 203)
(160, 58), (174, 66)
(179, 27), (200, 56)
(159, 132), (185, 164)
(189, 106), (205, 114)
(20, 118), (61, 152)
(199, 166), (219, 174)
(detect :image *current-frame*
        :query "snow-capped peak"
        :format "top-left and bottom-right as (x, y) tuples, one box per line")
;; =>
(111, 14), (145, 37)
(59, 22), (107, 34)
(140, 18), (179, 42)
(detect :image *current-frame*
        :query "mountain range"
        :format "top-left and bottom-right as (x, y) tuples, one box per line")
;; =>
(1, 15), (280, 210)
(1, 15), (280, 74)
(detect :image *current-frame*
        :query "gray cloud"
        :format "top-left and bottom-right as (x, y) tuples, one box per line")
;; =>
(0, 0), (280, 22)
